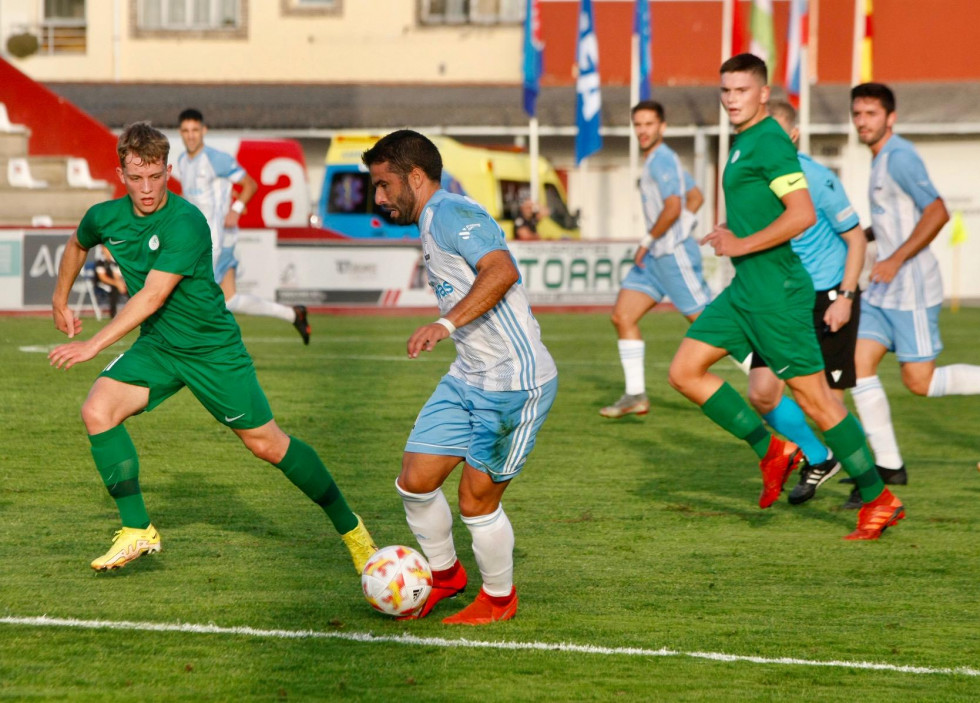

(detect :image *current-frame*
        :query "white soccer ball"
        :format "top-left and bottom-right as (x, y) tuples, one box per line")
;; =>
(361, 545), (433, 617)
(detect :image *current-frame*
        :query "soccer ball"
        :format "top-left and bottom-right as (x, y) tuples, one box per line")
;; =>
(361, 545), (432, 617)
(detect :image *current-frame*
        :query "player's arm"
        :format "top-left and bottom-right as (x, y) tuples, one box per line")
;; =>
(702, 186), (815, 258)
(869, 197), (949, 284)
(49, 269), (183, 370)
(224, 172), (258, 228)
(635, 195), (682, 266)
(51, 231), (89, 338)
(407, 249), (518, 358)
(824, 224), (866, 332)
(685, 185), (704, 215)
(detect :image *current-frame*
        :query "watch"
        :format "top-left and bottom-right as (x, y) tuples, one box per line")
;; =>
(839, 289), (856, 300)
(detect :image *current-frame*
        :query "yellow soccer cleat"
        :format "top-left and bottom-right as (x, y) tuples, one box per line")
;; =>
(90, 525), (161, 571)
(341, 514), (378, 574)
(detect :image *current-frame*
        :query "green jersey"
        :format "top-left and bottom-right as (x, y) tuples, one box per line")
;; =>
(723, 116), (812, 311)
(76, 193), (242, 353)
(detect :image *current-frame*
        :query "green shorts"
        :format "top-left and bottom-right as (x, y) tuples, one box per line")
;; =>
(686, 286), (824, 380)
(99, 336), (274, 429)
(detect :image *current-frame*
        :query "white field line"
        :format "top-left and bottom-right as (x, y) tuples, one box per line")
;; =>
(1, 615), (977, 678)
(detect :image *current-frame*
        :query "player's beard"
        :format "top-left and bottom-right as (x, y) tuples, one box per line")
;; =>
(386, 186), (417, 226)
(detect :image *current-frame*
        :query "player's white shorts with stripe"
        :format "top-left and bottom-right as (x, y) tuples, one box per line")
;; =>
(858, 300), (943, 362)
(405, 374), (558, 483)
(621, 237), (712, 316)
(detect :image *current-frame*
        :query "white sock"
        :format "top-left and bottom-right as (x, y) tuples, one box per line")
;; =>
(618, 339), (645, 395)
(852, 376), (904, 469)
(462, 505), (514, 597)
(226, 293), (295, 322)
(927, 364), (980, 397)
(395, 481), (456, 571)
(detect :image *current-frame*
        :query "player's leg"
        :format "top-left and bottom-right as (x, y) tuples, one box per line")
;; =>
(600, 259), (662, 418)
(785, 371), (903, 539)
(442, 377), (557, 625)
(85, 345), (179, 571)
(396, 376), (472, 617)
(217, 249), (310, 343)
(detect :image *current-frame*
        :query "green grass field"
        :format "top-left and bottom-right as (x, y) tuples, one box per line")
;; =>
(1, 309), (978, 701)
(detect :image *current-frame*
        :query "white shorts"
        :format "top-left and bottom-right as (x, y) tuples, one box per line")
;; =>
(858, 301), (943, 362)
(620, 237), (712, 316)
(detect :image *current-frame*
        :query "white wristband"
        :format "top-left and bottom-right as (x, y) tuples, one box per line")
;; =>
(639, 234), (654, 249)
(230, 200), (245, 215)
(435, 317), (456, 334)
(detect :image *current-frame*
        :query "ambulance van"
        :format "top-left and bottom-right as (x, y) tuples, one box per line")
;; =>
(317, 134), (579, 240)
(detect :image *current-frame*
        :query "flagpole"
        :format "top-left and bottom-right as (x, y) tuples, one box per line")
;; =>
(718, 0), (734, 221)
(629, 31), (640, 216)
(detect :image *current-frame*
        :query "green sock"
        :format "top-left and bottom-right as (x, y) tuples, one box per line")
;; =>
(823, 412), (884, 503)
(89, 425), (150, 529)
(701, 382), (771, 459)
(276, 437), (357, 534)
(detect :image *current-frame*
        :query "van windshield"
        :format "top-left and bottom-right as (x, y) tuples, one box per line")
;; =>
(327, 171), (392, 221)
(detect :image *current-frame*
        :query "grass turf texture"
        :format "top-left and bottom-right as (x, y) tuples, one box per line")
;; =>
(1, 310), (978, 701)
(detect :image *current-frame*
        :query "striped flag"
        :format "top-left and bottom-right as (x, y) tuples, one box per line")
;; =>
(861, 0), (874, 82)
(634, 0), (652, 102)
(523, 0), (543, 117)
(783, 0), (808, 106)
(575, 0), (602, 164)
(749, 0), (776, 81)
(732, 0), (748, 55)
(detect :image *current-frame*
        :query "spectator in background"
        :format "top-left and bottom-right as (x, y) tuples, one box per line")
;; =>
(93, 246), (127, 318)
(514, 198), (546, 240)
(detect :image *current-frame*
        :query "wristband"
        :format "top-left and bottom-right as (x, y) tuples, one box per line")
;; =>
(435, 317), (456, 334)
(839, 289), (856, 300)
(230, 200), (245, 215)
(639, 234), (654, 249)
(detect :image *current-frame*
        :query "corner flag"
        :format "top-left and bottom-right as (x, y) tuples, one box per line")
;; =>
(575, 0), (602, 164)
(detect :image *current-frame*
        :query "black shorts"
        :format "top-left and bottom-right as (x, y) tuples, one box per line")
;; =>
(751, 287), (860, 390)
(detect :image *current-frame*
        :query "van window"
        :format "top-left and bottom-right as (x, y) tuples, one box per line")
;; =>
(498, 179), (530, 221)
(327, 171), (391, 220)
(545, 183), (578, 230)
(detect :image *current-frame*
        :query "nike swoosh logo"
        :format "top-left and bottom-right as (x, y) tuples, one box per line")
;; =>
(224, 413), (245, 422)
(775, 365), (790, 375)
(108, 238), (126, 245)
(788, 177), (803, 186)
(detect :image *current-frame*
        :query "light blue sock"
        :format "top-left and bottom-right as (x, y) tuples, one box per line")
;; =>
(762, 396), (830, 464)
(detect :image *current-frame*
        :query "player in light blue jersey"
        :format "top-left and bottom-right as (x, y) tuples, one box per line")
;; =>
(362, 130), (558, 625)
(848, 83), (980, 501)
(747, 101), (867, 504)
(176, 109), (311, 344)
(600, 101), (712, 419)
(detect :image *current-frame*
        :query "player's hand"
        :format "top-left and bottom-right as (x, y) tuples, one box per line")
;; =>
(869, 256), (901, 285)
(633, 246), (649, 268)
(48, 339), (98, 370)
(223, 211), (242, 229)
(823, 297), (852, 333)
(700, 225), (745, 258)
(407, 323), (450, 359)
(52, 305), (82, 339)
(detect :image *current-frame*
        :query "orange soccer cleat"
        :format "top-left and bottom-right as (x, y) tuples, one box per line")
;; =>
(398, 559), (467, 620)
(442, 587), (518, 626)
(844, 488), (905, 540)
(758, 437), (804, 508)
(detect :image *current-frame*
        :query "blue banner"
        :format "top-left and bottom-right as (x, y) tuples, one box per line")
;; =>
(523, 0), (543, 116)
(634, 0), (652, 101)
(575, 0), (602, 164)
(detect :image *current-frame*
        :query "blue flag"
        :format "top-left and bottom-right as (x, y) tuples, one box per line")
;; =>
(575, 0), (602, 164)
(523, 0), (543, 117)
(634, 0), (652, 101)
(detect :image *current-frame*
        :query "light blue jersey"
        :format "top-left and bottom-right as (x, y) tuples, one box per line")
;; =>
(867, 134), (943, 310)
(640, 143), (690, 257)
(419, 190), (557, 392)
(175, 145), (247, 266)
(789, 154), (858, 291)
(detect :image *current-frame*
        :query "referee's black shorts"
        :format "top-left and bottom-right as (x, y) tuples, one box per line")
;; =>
(750, 286), (860, 390)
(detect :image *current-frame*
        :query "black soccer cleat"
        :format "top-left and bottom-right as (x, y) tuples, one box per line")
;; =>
(842, 485), (862, 510)
(840, 464), (907, 486)
(292, 305), (311, 345)
(788, 456), (842, 505)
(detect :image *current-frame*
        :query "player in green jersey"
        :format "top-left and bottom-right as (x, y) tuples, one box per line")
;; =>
(667, 54), (904, 540)
(49, 122), (377, 572)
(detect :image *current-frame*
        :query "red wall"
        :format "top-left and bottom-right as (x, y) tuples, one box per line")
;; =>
(541, 0), (980, 87)
(0, 58), (123, 196)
